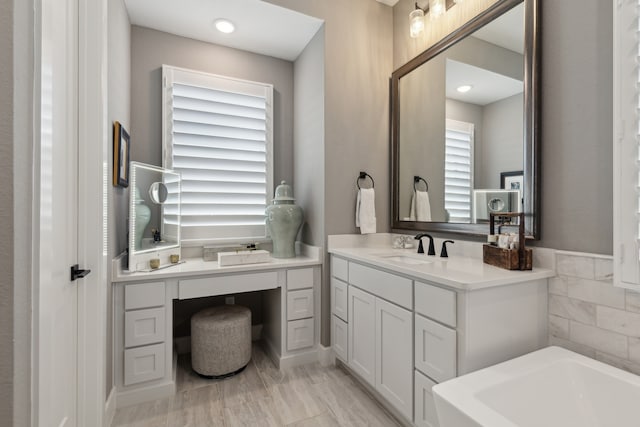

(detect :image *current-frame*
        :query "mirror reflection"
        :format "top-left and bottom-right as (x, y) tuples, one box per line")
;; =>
(397, 3), (525, 225)
(129, 161), (181, 255)
(148, 181), (169, 204)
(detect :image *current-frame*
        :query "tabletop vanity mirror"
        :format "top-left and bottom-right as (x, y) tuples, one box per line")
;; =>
(128, 161), (182, 271)
(391, 0), (539, 238)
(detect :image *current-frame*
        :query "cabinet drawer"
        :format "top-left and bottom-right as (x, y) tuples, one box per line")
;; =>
(178, 271), (278, 299)
(332, 315), (348, 362)
(287, 268), (314, 291)
(124, 307), (165, 348)
(331, 277), (348, 322)
(287, 289), (314, 320)
(349, 262), (412, 309)
(414, 369), (440, 427)
(331, 256), (348, 282)
(287, 318), (314, 351)
(124, 343), (165, 385)
(415, 314), (456, 383)
(415, 281), (457, 327)
(125, 281), (165, 310)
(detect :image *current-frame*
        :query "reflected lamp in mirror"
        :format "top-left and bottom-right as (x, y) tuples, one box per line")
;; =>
(128, 161), (182, 272)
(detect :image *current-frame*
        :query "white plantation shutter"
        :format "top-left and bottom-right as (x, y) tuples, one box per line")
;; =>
(444, 119), (474, 223)
(163, 66), (273, 243)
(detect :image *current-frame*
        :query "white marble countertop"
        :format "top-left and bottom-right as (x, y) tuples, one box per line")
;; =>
(329, 246), (554, 291)
(113, 245), (322, 283)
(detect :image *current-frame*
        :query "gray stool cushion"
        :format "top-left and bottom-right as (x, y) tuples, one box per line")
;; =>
(191, 305), (252, 377)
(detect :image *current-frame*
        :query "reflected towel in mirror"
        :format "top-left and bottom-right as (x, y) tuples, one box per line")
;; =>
(410, 190), (432, 222)
(356, 188), (376, 234)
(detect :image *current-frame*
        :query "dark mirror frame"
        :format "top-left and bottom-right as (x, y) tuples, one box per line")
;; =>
(391, 0), (540, 239)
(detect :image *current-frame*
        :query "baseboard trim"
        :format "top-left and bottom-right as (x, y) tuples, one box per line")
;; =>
(104, 387), (116, 427)
(317, 344), (334, 367)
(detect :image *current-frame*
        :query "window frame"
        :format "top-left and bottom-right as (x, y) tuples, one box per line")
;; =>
(162, 65), (274, 246)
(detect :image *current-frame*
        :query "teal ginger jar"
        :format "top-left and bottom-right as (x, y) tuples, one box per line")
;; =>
(266, 181), (304, 258)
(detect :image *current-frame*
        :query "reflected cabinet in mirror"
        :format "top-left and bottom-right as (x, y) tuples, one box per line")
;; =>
(391, 0), (539, 238)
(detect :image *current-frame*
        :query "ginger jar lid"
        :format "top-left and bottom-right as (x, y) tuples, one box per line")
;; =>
(272, 180), (295, 204)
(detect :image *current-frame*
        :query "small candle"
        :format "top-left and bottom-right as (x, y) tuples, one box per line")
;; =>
(149, 258), (160, 269)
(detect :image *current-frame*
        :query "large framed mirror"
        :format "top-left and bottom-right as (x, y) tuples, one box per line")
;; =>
(391, 0), (539, 238)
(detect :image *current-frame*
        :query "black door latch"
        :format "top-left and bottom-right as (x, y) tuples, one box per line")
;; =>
(70, 264), (91, 281)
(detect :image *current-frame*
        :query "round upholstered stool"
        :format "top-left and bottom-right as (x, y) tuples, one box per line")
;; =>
(191, 305), (252, 378)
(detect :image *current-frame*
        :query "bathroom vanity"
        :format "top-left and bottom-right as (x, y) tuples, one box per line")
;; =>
(329, 235), (553, 427)
(111, 245), (322, 407)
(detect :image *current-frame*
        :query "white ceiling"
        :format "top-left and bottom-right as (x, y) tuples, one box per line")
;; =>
(124, 0), (324, 61)
(472, 3), (524, 54)
(446, 59), (523, 106)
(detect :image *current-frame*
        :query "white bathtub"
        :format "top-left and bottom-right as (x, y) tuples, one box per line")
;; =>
(432, 346), (640, 427)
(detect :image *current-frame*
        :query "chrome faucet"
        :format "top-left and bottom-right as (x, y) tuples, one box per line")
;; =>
(414, 233), (435, 255)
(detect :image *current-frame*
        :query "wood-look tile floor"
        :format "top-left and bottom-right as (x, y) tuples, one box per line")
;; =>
(112, 343), (402, 427)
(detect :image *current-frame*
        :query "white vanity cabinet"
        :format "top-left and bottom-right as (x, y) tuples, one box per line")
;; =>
(114, 280), (172, 396)
(329, 251), (549, 427)
(332, 256), (414, 420)
(112, 251), (322, 408)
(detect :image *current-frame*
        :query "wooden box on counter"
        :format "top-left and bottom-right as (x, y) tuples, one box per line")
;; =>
(483, 212), (532, 271)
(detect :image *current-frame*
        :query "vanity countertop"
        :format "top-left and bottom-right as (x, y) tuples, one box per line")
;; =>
(113, 247), (322, 283)
(329, 246), (554, 291)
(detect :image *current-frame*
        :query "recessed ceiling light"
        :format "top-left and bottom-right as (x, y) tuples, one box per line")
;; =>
(214, 19), (235, 34)
(457, 85), (473, 93)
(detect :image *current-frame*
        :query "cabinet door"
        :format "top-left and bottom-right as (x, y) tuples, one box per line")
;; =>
(414, 369), (440, 427)
(331, 277), (348, 322)
(287, 289), (314, 320)
(124, 307), (165, 348)
(348, 286), (376, 386)
(375, 298), (413, 420)
(415, 314), (457, 383)
(332, 315), (348, 362)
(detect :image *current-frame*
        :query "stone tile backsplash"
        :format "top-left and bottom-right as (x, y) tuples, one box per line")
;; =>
(549, 251), (640, 375)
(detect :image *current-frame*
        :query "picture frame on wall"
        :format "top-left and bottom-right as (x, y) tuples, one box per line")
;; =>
(113, 121), (130, 187)
(500, 170), (524, 191)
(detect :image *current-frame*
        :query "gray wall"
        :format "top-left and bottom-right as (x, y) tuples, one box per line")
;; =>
(537, 0), (612, 254)
(107, 0), (131, 395)
(265, 0), (393, 345)
(294, 27), (325, 247)
(480, 93), (523, 189)
(0, 0), (13, 421)
(293, 27), (326, 343)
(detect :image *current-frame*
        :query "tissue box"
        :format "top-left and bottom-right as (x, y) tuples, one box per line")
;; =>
(217, 250), (271, 267)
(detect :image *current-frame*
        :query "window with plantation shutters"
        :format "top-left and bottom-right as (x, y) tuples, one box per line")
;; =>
(444, 119), (474, 223)
(162, 66), (273, 243)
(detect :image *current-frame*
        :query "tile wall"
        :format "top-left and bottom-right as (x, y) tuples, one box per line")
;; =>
(548, 251), (640, 375)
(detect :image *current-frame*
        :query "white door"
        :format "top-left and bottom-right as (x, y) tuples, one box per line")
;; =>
(348, 286), (376, 386)
(415, 314), (457, 383)
(375, 298), (413, 420)
(38, 0), (80, 424)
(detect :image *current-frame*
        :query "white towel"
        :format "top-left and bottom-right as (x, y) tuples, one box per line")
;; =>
(356, 188), (376, 234)
(410, 190), (432, 222)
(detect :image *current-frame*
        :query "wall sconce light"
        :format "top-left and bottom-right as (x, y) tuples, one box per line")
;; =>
(409, 0), (456, 38)
(409, 5), (426, 38)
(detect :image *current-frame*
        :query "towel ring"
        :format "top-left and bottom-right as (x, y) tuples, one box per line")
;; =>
(414, 176), (428, 192)
(357, 171), (375, 189)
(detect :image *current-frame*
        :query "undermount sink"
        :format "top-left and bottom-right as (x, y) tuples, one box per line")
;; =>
(376, 253), (434, 265)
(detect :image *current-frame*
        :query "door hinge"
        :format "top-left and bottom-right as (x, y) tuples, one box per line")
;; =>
(70, 264), (91, 281)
